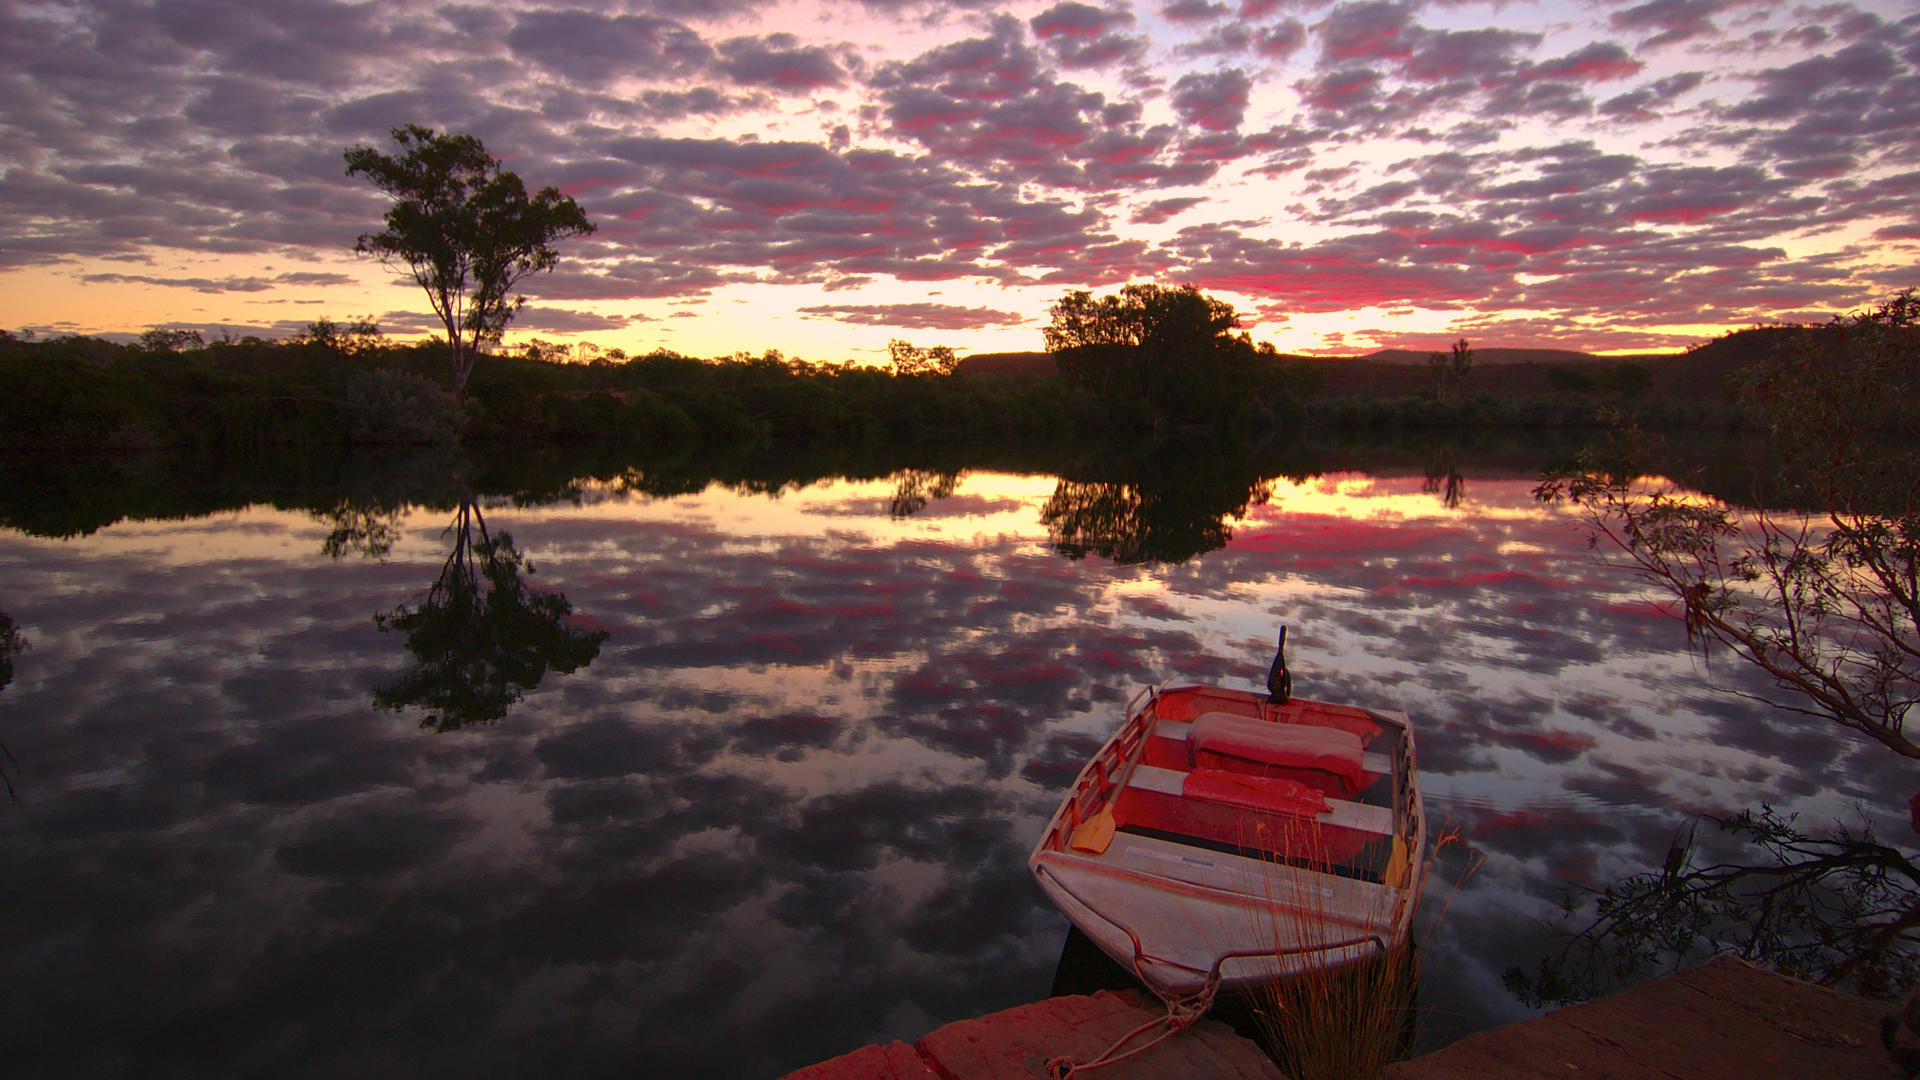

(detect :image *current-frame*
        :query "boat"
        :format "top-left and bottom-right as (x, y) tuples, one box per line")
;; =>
(1028, 671), (1426, 1001)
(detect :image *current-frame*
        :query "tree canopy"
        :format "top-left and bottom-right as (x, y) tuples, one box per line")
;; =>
(345, 125), (595, 399)
(1042, 283), (1265, 426)
(1043, 283), (1239, 354)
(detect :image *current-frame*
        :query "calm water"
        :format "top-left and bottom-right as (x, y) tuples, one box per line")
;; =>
(1, 453), (1905, 1078)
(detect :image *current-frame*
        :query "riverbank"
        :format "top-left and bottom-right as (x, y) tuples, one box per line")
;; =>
(2, 324), (1800, 458)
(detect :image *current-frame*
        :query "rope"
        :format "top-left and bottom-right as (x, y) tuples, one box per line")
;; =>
(1042, 978), (1220, 1079)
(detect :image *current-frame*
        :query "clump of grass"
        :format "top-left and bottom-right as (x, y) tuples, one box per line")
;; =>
(1247, 937), (1420, 1080)
(1241, 824), (1473, 1080)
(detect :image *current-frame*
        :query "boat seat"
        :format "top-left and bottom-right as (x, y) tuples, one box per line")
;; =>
(1187, 712), (1366, 796)
(1181, 770), (1328, 816)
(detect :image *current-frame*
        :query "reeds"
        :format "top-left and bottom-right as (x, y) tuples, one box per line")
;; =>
(1237, 822), (1471, 1080)
(1245, 934), (1420, 1080)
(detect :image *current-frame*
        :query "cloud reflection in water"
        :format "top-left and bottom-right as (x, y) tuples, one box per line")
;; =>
(0, 469), (1903, 1076)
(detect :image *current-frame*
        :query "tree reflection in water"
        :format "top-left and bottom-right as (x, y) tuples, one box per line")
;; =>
(888, 469), (960, 519)
(0, 608), (25, 802)
(373, 497), (607, 731)
(1506, 806), (1920, 1005)
(317, 497), (406, 561)
(1423, 448), (1465, 510)
(0, 609), (23, 690)
(1041, 465), (1274, 565)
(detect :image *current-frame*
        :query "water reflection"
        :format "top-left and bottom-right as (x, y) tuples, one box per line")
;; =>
(889, 469), (960, 518)
(0, 446), (1904, 1078)
(317, 496), (405, 560)
(1423, 448), (1465, 510)
(0, 607), (23, 803)
(1506, 806), (1920, 1003)
(0, 607), (22, 690)
(1041, 462), (1276, 564)
(372, 495), (608, 731)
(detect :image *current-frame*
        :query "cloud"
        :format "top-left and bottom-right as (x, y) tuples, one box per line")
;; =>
(1316, 0), (1422, 65)
(1402, 27), (1543, 83)
(1521, 42), (1645, 83)
(1130, 196), (1208, 224)
(1161, 0), (1230, 23)
(1608, 0), (1741, 49)
(77, 270), (356, 293)
(510, 306), (642, 333)
(506, 10), (713, 87)
(1170, 69), (1253, 132)
(715, 33), (849, 92)
(1599, 71), (1705, 122)
(870, 17), (1113, 174)
(1254, 19), (1309, 59)
(794, 302), (1028, 329)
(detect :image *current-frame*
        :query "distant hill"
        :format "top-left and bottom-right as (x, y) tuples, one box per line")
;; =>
(1357, 346), (1667, 366)
(955, 350), (1053, 377)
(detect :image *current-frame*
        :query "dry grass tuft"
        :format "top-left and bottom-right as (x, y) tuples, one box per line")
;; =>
(1241, 824), (1474, 1080)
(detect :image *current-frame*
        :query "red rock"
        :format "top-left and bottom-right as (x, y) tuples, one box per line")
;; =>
(1383, 954), (1898, 1080)
(914, 989), (1284, 1080)
(780, 990), (1285, 1080)
(780, 1039), (939, 1080)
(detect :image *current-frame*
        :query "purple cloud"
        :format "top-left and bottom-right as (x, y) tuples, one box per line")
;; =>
(1171, 69), (1253, 132)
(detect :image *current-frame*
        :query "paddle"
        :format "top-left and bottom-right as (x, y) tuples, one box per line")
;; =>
(1069, 807), (1117, 853)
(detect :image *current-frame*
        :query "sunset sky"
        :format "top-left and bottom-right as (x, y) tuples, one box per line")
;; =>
(4, 0), (1917, 362)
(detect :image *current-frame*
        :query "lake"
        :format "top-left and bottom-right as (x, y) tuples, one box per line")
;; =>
(1, 444), (1904, 1078)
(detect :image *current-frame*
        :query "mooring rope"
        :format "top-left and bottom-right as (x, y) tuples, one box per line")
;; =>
(1042, 977), (1220, 1079)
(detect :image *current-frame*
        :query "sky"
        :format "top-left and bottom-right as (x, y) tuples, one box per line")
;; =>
(3, 0), (1918, 362)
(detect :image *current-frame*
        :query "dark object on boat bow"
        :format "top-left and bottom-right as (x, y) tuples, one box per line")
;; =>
(1268, 627), (1292, 705)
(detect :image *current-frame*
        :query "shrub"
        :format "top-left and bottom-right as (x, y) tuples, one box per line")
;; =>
(337, 369), (462, 445)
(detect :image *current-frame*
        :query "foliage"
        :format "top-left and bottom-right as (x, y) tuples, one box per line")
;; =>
(1546, 364), (1596, 394)
(1505, 807), (1920, 1003)
(887, 339), (958, 376)
(1043, 283), (1239, 352)
(373, 499), (607, 730)
(345, 124), (595, 398)
(1536, 293), (1919, 760)
(1739, 288), (1920, 507)
(1426, 338), (1472, 402)
(1044, 284), (1283, 427)
(337, 368), (463, 445)
(1523, 288), (1920, 1000)
(295, 318), (386, 354)
(1547, 361), (1653, 398)
(138, 327), (205, 352)
(1606, 360), (1654, 397)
